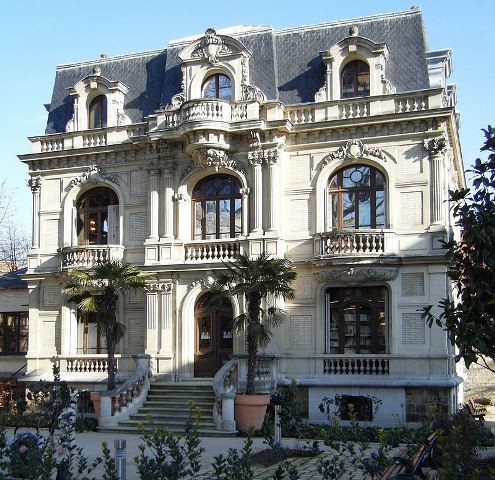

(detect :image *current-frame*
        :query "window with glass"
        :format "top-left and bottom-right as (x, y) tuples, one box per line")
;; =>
(192, 175), (242, 240)
(328, 165), (386, 230)
(202, 74), (232, 100)
(326, 287), (387, 354)
(76, 187), (118, 245)
(341, 60), (370, 98)
(0, 312), (28, 354)
(88, 95), (107, 128)
(77, 311), (106, 354)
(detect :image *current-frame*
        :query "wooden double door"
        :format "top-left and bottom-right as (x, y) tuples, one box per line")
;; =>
(194, 294), (233, 378)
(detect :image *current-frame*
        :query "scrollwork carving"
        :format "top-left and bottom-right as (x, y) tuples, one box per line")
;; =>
(313, 267), (399, 284)
(181, 148), (246, 177)
(188, 271), (215, 291)
(241, 84), (266, 103)
(192, 28), (233, 64)
(67, 165), (120, 190)
(321, 139), (387, 167)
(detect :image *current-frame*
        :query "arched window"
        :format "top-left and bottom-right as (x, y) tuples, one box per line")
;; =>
(341, 60), (370, 98)
(328, 165), (386, 229)
(76, 187), (119, 245)
(326, 286), (387, 354)
(202, 74), (232, 100)
(192, 175), (242, 240)
(88, 95), (107, 128)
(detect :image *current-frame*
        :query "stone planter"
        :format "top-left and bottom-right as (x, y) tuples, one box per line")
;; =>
(234, 394), (270, 431)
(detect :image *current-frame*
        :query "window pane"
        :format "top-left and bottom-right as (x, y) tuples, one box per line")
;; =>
(376, 190), (385, 227)
(234, 198), (242, 235)
(202, 77), (216, 98)
(331, 195), (338, 227)
(88, 213), (99, 244)
(194, 202), (202, 240)
(205, 201), (217, 236)
(219, 199), (231, 235)
(342, 193), (355, 228)
(358, 191), (371, 228)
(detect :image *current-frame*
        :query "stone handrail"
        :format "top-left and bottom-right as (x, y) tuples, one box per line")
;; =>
(99, 355), (151, 427)
(315, 230), (398, 256)
(212, 359), (238, 432)
(60, 245), (125, 269)
(235, 354), (278, 392)
(323, 356), (390, 375)
(55, 355), (120, 374)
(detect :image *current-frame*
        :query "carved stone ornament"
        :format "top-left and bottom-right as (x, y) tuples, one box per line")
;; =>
(172, 192), (186, 202)
(188, 271), (215, 291)
(313, 267), (399, 284)
(65, 114), (75, 133)
(248, 148), (279, 165)
(181, 148), (246, 178)
(28, 175), (42, 193)
(68, 165), (120, 190)
(321, 139), (387, 167)
(314, 81), (327, 102)
(424, 136), (447, 156)
(145, 282), (173, 293)
(248, 131), (261, 150)
(241, 84), (266, 103)
(164, 92), (185, 111)
(191, 28), (232, 64)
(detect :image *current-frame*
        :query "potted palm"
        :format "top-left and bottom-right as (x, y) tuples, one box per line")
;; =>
(62, 261), (149, 398)
(210, 252), (296, 430)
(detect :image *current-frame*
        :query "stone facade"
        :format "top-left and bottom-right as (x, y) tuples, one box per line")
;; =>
(17, 9), (464, 426)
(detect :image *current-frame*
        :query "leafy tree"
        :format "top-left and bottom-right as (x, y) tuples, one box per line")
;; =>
(63, 261), (149, 390)
(210, 252), (296, 395)
(423, 126), (495, 372)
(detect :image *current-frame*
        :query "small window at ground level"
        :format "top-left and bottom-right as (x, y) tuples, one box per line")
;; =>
(338, 395), (373, 421)
(202, 74), (232, 100)
(88, 95), (107, 128)
(341, 60), (370, 99)
(0, 312), (28, 354)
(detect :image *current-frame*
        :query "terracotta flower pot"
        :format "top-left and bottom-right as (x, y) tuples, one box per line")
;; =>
(90, 391), (101, 417)
(234, 393), (270, 431)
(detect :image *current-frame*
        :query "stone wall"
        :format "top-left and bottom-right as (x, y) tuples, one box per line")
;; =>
(406, 388), (449, 422)
(464, 359), (495, 403)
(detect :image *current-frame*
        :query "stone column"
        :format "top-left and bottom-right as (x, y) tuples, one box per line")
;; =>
(28, 176), (42, 248)
(146, 164), (161, 239)
(248, 156), (263, 234)
(266, 151), (280, 233)
(162, 160), (176, 239)
(424, 137), (447, 226)
(159, 284), (173, 355)
(173, 194), (188, 240)
(240, 188), (250, 236)
(145, 289), (158, 354)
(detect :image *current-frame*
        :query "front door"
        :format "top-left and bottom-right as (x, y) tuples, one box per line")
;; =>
(194, 294), (233, 377)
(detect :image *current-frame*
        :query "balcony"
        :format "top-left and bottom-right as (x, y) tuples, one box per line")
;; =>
(60, 245), (125, 269)
(314, 230), (398, 257)
(184, 239), (242, 262)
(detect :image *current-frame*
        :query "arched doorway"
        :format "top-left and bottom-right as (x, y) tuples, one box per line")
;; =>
(194, 293), (233, 377)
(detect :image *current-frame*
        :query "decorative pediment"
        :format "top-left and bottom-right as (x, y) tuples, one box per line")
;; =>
(67, 165), (120, 190)
(313, 267), (399, 284)
(179, 28), (251, 64)
(321, 139), (386, 167)
(181, 148), (246, 179)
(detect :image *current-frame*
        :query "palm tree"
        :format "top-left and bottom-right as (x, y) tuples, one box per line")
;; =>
(210, 252), (296, 395)
(63, 261), (149, 391)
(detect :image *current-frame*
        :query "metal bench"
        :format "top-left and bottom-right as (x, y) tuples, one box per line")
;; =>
(466, 398), (487, 424)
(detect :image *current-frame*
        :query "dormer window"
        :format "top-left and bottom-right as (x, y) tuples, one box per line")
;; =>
(341, 60), (370, 98)
(88, 95), (107, 128)
(202, 74), (232, 100)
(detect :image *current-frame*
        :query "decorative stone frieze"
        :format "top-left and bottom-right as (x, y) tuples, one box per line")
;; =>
(313, 267), (399, 283)
(67, 165), (120, 190)
(145, 283), (173, 294)
(321, 139), (386, 167)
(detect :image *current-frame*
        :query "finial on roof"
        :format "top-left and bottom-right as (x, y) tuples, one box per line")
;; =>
(92, 65), (102, 76)
(349, 25), (359, 37)
(410, 5), (419, 9)
(100, 53), (108, 58)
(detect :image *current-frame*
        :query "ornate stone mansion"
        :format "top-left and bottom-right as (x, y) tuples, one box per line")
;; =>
(15, 7), (463, 428)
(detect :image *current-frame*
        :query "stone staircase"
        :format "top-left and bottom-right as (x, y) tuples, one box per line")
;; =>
(99, 380), (232, 436)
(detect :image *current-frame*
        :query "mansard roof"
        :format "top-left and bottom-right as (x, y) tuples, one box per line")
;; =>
(45, 9), (429, 134)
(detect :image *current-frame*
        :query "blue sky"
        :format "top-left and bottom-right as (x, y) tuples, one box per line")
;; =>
(0, 0), (491, 232)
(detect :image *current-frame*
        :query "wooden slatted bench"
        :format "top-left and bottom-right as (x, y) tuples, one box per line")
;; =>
(377, 432), (437, 480)
(466, 398), (487, 424)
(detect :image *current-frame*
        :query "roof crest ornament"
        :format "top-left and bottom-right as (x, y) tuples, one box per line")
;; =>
(191, 28), (233, 64)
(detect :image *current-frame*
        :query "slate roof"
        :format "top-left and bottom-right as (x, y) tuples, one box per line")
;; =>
(45, 9), (430, 134)
(0, 268), (28, 289)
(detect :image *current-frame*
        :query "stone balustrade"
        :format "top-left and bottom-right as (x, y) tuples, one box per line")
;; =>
(323, 356), (390, 375)
(184, 239), (241, 262)
(60, 245), (125, 269)
(56, 355), (119, 374)
(315, 230), (398, 256)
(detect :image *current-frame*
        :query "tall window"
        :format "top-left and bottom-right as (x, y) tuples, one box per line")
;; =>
(77, 311), (106, 354)
(326, 287), (387, 354)
(0, 312), (28, 354)
(328, 165), (386, 229)
(202, 74), (232, 100)
(341, 60), (370, 98)
(76, 187), (118, 245)
(192, 175), (242, 240)
(88, 95), (107, 128)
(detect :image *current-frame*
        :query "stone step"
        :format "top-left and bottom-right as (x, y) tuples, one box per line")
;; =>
(98, 425), (234, 437)
(131, 411), (213, 421)
(142, 399), (214, 407)
(118, 419), (217, 430)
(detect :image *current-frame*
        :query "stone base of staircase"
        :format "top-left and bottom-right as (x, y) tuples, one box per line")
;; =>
(98, 379), (237, 437)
